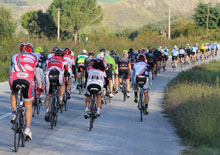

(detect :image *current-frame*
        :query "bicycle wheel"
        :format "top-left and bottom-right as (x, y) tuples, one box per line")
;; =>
(139, 91), (143, 122)
(14, 112), (20, 152)
(19, 111), (25, 147)
(36, 98), (40, 115)
(50, 97), (55, 129)
(63, 91), (67, 111)
(122, 81), (127, 102)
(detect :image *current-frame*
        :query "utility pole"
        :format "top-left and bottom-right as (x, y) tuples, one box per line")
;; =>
(206, 6), (210, 38)
(168, 7), (171, 40)
(57, 8), (60, 41)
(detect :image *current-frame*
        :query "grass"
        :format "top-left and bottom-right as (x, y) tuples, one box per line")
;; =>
(164, 60), (220, 154)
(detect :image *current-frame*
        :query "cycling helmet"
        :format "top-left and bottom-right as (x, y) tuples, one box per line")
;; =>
(134, 50), (138, 55)
(55, 48), (65, 57)
(53, 47), (59, 53)
(64, 48), (72, 55)
(96, 52), (105, 62)
(92, 58), (105, 71)
(81, 49), (87, 54)
(129, 48), (133, 52)
(123, 49), (128, 54)
(137, 54), (146, 62)
(149, 48), (153, 52)
(20, 42), (33, 53)
(89, 51), (95, 56)
(110, 50), (116, 55)
(34, 46), (43, 53)
(100, 48), (105, 53)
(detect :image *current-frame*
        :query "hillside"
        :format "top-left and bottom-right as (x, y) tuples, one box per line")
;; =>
(1, 0), (220, 31)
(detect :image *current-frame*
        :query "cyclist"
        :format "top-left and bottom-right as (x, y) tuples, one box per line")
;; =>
(172, 45), (179, 67)
(76, 49), (88, 88)
(190, 44), (198, 62)
(185, 43), (191, 63)
(146, 48), (155, 80)
(48, 47), (58, 59)
(9, 42), (41, 140)
(179, 46), (185, 64)
(85, 51), (95, 87)
(131, 54), (151, 115)
(110, 50), (119, 93)
(63, 48), (75, 99)
(33, 46), (47, 105)
(44, 48), (68, 122)
(162, 46), (169, 70)
(118, 50), (132, 97)
(104, 50), (117, 98)
(200, 44), (206, 60)
(84, 58), (106, 118)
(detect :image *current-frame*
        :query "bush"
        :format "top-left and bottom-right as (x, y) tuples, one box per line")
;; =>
(164, 61), (220, 154)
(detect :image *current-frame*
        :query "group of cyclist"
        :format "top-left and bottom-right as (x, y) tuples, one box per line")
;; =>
(171, 42), (219, 67)
(8, 41), (218, 141)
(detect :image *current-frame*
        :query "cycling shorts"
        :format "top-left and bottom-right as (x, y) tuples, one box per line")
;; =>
(190, 52), (195, 56)
(172, 56), (178, 61)
(134, 76), (150, 92)
(10, 79), (33, 101)
(9, 72), (34, 101)
(45, 69), (64, 95)
(179, 54), (184, 59)
(106, 67), (113, 80)
(200, 49), (205, 54)
(161, 56), (168, 61)
(77, 63), (85, 73)
(118, 69), (129, 79)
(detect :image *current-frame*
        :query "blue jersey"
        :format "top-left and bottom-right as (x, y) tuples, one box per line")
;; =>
(179, 49), (185, 55)
(172, 49), (178, 56)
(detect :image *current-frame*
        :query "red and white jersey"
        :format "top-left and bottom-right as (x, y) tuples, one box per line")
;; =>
(10, 53), (38, 80)
(45, 55), (68, 73)
(63, 54), (75, 69)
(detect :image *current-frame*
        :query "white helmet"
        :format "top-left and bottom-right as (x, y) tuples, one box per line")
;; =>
(81, 49), (87, 54)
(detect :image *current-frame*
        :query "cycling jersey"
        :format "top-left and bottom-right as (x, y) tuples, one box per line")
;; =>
(131, 61), (150, 92)
(45, 55), (68, 94)
(179, 49), (185, 55)
(48, 53), (54, 59)
(76, 54), (88, 64)
(63, 54), (74, 77)
(85, 64), (105, 96)
(172, 49), (179, 57)
(111, 54), (119, 64)
(146, 52), (154, 70)
(191, 46), (198, 53)
(104, 55), (116, 74)
(9, 52), (39, 100)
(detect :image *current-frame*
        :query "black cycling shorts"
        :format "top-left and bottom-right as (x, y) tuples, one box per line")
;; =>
(179, 54), (184, 59)
(172, 56), (178, 61)
(106, 67), (113, 80)
(118, 69), (129, 79)
(161, 56), (168, 61)
(201, 49), (205, 54)
(11, 79), (31, 99)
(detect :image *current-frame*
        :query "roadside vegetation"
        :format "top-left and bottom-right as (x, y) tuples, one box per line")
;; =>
(164, 61), (220, 154)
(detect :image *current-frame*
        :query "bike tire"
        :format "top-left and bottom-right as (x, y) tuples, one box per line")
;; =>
(90, 114), (94, 131)
(14, 112), (20, 152)
(36, 99), (40, 115)
(50, 98), (55, 129)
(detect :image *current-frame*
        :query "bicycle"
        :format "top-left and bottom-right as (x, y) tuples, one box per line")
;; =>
(136, 76), (147, 122)
(78, 71), (84, 95)
(121, 73), (127, 102)
(88, 87), (100, 131)
(32, 81), (41, 117)
(63, 80), (68, 111)
(11, 84), (26, 152)
(49, 83), (59, 129)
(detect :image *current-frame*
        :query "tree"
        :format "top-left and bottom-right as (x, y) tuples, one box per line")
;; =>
(48, 0), (103, 43)
(0, 6), (16, 40)
(193, 3), (220, 29)
(21, 10), (56, 38)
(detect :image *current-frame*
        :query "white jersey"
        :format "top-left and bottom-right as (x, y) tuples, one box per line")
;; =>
(48, 53), (54, 59)
(132, 61), (149, 77)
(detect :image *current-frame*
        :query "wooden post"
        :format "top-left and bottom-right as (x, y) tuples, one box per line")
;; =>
(206, 6), (210, 38)
(168, 7), (171, 40)
(57, 8), (60, 41)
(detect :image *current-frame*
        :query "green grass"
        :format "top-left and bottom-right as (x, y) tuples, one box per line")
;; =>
(164, 60), (220, 154)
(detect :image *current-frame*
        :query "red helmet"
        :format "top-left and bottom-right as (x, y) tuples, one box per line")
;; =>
(20, 42), (33, 53)
(64, 48), (72, 55)
(89, 51), (95, 56)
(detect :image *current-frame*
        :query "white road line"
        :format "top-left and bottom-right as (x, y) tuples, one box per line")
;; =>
(0, 113), (11, 120)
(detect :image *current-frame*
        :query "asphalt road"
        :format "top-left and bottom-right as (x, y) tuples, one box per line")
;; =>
(0, 55), (219, 155)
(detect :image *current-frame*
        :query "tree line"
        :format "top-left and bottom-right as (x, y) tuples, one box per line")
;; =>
(21, 0), (103, 43)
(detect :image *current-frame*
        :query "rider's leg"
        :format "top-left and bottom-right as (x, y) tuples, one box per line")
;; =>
(10, 91), (17, 112)
(45, 94), (51, 111)
(24, 100), (33, 127)
(109, 79), (113, 95)
(59, 85), (65, 104)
